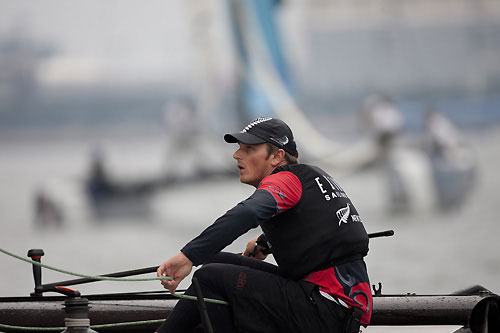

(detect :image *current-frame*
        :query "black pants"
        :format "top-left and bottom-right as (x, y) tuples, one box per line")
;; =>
(157, 252), (347, 333)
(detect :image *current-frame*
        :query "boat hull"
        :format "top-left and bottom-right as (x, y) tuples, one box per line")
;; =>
(0, 294), (177, 332)
(1, 292), (498, 332)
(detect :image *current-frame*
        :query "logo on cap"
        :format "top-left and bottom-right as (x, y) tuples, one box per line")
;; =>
(241, 117), (272, 133)
(270, 136), (289, 146)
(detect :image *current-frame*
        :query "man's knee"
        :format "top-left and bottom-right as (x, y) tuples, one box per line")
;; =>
(193, 263), (234, 294)
(194, 263), (227, 281)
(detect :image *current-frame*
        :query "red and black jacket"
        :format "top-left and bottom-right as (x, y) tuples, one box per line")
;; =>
(260, 164), (369, 280)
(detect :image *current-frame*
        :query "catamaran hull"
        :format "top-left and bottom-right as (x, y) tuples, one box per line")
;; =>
(1, 293), (498, 332)
(0, 296), (176, 332)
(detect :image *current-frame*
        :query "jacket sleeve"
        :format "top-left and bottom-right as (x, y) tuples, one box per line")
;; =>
(181, 189), (278, 266)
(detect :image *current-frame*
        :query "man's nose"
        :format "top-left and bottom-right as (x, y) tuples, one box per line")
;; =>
(233, 149), (241, 160)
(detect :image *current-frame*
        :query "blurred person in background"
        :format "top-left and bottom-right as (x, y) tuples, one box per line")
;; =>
(33, 187), (63, 228)
(357, 95), (443, 214)
(425, 107), (465, 159)
(424, 107), (477, 211)
(86, 147), (114, 203)
(163, 97), (201, 179)
(162, 97), (236, 182)
(359, 94), (404, 163)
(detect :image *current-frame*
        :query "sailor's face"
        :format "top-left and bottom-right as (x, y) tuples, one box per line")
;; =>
(233, 143), (274, 187)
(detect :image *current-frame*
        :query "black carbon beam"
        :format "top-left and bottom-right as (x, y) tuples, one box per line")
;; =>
(192, 277), (214, 333)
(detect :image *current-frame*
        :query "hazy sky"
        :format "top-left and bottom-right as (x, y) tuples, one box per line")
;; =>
(0, 0), (223, 82)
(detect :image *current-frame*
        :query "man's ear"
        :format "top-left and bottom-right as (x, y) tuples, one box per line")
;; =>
(271, 149), (286, 167)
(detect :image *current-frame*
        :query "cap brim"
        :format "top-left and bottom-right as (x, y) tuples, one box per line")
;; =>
(224, 132), (267, 145)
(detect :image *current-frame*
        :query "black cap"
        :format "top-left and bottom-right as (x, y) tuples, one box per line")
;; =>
(224, 117), (297, 156)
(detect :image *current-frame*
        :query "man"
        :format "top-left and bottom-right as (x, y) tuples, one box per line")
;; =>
(157, 117), (372, 332)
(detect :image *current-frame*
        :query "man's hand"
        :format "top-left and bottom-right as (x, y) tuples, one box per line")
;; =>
(243, 237), (268, 260)
(157, 252), (193, 293)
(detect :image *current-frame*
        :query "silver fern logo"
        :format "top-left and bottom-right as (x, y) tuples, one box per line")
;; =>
(336, 203), (351, 226)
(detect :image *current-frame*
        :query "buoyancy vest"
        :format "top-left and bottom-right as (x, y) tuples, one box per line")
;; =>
(260, 164), (369, 280)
